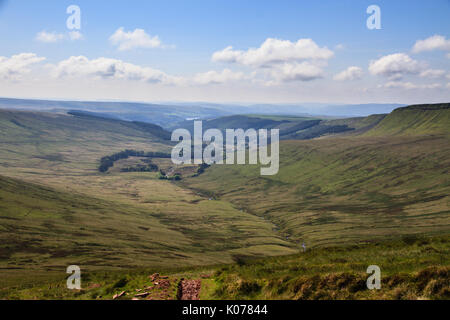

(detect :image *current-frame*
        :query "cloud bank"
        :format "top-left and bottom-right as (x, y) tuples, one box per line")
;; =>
(51, 56), (182, 85)
(0, 53), (45, 79)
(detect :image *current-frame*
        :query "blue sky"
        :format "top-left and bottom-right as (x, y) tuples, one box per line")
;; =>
(0, 0), (449, 104)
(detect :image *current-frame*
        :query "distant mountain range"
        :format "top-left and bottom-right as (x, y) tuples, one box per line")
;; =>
(0, 97), (405, 128)
(170, 102), (406, 117)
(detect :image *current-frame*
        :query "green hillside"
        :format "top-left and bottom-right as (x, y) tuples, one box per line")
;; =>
(182, 105), (450, 248)
(172, 113), (386, 140)
(0, 173), (294, 274)
(364, 103), (450, 136)
(0, 110), (296, 289)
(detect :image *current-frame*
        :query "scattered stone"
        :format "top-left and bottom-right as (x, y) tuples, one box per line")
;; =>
(157, 279), (171, 289)
(177, 279), (201, 300)
(135, 292), (150, 298)
(113, 291), (126, 299)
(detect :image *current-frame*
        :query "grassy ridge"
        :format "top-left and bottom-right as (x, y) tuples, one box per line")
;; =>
(364, 103), (450, 136)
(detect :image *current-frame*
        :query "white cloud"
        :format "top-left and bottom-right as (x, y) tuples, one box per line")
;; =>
(381, 81), (442, 90)
(447, 82), (450, 89)
(269, 62), (324, 83)
(333, 66), (363, 81)
(412, 35), (450, 53)
(193, 69), (245, 85)
(0, 53), (45, 80)
(109, 27), (163, 51)
(369, 53), (422, 79)
(419, 69), (446, 79)
(212, 38), (331, 84)
(212, 38), (334, 67)
(35, 31), (65, 43)
(51, 56), (182, 85)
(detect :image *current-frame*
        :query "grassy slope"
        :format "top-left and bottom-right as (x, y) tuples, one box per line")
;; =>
(212, 235), (449, 300)
(0, 110), (295, 288)
(182, 105), (450, 248)
(3, 235), (448, 300)
(364, 103), (450, 136)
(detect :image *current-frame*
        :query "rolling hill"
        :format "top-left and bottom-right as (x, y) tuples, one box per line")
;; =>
(0, 109), (296, 289)
(181, 104), (450, 247)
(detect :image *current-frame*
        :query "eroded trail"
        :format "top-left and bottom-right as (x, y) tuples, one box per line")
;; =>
(177, 279), (202, 300)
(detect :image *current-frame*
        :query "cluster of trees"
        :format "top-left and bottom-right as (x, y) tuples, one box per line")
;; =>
(99, 149), (210, 180)
(98, 149), (170, 173)
(121, 163), (159, 173)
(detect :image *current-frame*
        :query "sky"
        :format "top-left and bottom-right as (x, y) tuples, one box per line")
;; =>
(0, 0), (449, 104)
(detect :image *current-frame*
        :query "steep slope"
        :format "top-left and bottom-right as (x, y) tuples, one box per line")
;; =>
(364, 103), (450, 136)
